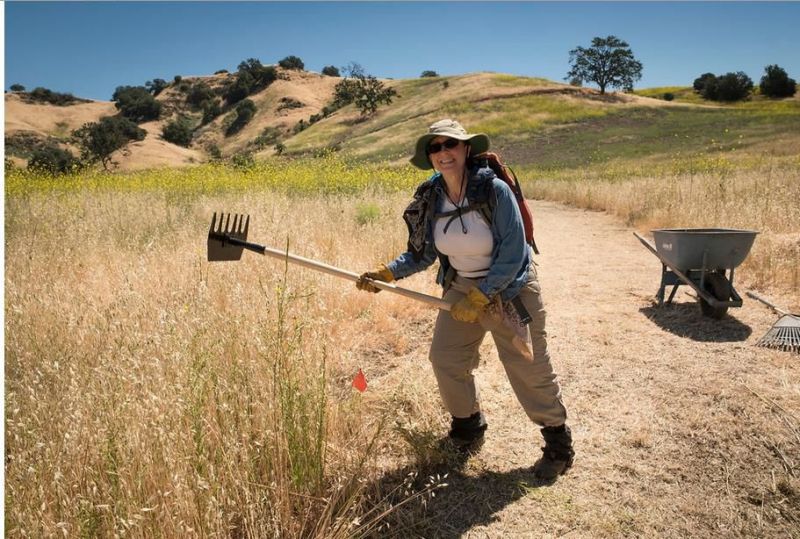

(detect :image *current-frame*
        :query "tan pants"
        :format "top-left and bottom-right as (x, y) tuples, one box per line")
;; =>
(429, 265), (568, 427)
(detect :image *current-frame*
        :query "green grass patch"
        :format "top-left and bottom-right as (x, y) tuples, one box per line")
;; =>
(444, 93), (614, 138)
(634, 86), (704, 104)
(498, 101), (800, 170)
(354, 202), (381, 225)
(490, 73), (554, 87)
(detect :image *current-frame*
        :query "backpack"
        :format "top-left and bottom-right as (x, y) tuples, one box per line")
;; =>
(435, 152), (540, 254)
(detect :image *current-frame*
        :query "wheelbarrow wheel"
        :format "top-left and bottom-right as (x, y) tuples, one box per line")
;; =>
(699, 272), (731, 319)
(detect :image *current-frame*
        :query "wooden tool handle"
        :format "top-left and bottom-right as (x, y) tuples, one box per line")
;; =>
(746, 291), (788, 316)
(227, 236), (452, 311)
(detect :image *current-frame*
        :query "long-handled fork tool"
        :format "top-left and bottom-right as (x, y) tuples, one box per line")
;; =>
(207, 212), (533, 358)
(746, 291), (800, 353)
(207, 212), (450, 310)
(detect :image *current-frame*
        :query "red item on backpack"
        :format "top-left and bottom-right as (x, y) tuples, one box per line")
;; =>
(475, 152), (539, 254)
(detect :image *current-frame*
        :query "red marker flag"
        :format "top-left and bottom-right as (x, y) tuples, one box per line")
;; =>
(352, 369), (367, 393)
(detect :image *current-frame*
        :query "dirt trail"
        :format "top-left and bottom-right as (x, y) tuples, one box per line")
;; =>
(386, 201), (799, 538)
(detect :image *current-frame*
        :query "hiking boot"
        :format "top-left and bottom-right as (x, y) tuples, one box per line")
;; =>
(533, 424), (575, 480)
(448, 411), (488, 452)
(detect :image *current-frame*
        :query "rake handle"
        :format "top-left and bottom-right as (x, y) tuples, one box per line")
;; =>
(746, 291), (789, 316)
(222, 236), (452, 311)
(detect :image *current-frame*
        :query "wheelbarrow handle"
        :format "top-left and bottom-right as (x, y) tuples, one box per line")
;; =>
(222, 236), (452, 311)
(746, 291), (789, 316)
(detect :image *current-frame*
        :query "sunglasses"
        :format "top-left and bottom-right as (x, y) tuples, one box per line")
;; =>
(427, 139), (461, 154)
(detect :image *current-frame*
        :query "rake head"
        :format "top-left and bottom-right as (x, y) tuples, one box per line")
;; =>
(207, 212), (249, 261)
(754, 314), (800, 353)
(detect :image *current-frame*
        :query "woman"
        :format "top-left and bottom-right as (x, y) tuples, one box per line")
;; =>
(356, 119), (574, 480)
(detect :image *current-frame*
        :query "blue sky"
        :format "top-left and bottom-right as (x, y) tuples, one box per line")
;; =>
(4, 2), (799, 101)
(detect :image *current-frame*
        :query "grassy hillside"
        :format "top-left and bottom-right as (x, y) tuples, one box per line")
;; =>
(286, 74), (799, 172)
(7, 69), (799, 175)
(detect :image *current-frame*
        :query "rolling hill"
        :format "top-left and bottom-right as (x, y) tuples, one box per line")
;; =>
(5, 67), (800, 173)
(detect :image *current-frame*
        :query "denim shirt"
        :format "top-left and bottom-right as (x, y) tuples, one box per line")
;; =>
(387, 166), (531, 302)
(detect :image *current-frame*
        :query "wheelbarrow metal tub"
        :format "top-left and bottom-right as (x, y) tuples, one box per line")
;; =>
(634, 228), (758, 319)
(651, 228), (758, 271)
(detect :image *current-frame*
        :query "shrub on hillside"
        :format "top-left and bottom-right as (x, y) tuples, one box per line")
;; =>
(759, 64), (797, 98)
(321, 66), (340, 77)
(277, 97), (304, 111)
(231, 151), (255, 170)
(162, 117), (194, 147)
(693, 72), (716, 93)
(186, 82), (215, 108)
(224, 59), (277, 105)
(252, 127), (282, 149)
(5, 132), (46, 158)
(714, 72), (753, 101)
(72, 116), (146, 170)
(173, 75), (182, 84)
(201, 99), (223, 125)
(27, 146), (78, 175)
(112, 86), (162, 122)
(145, 78), (168, 96)
(26, 87), (85, 106)
(332, 78), (359, 108)
(206, 143), (223, 160)
(214, 69), (229, 75)
(224, 72), (254, 105)
(278, 56), (305, 70)
(693, 71), (752, 102)
(225, 99), (257, 136)
(663, 92), (675, 101)
(421, 70), (439, 78)
(10, 83), (25, 92)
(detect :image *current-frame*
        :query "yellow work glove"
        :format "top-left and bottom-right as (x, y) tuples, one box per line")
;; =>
(450, 287), (491, 323)
(356, 264), (394, 293)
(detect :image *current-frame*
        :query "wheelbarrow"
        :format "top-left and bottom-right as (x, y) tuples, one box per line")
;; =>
(634, 228), (758, 319)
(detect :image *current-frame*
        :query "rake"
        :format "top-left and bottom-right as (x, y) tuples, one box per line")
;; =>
(207, 212), (533, 358)
(207, 212), (450, 308)
(746, 291), (800, 353)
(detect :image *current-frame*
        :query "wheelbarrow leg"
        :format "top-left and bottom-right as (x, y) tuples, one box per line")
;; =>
(667, 284), (680, 304)
(657, 264), (683, 305)
(657, 264), (668, 306)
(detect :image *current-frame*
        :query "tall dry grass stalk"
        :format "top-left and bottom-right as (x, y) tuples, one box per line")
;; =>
(527, 162), (800, 302)
(5, 185), (443, 537)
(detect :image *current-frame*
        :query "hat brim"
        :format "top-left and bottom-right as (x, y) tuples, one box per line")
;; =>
(410, 133), (490, 170)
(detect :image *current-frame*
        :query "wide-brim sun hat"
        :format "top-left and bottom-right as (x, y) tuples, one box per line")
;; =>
(410, 119), (490, 170)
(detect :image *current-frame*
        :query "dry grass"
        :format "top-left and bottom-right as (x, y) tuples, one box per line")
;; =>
(6, 156), (799, 537)
(526, 160), (800, 305)
(4, 182), (445, 537)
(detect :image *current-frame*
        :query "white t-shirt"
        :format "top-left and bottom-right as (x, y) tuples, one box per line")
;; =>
(433, 197), (494, 278)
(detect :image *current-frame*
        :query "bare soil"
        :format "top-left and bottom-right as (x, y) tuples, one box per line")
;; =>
(370, 201), (799, 538)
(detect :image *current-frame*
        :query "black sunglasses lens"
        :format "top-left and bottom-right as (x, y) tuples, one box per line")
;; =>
(428, 139), (460, 154)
